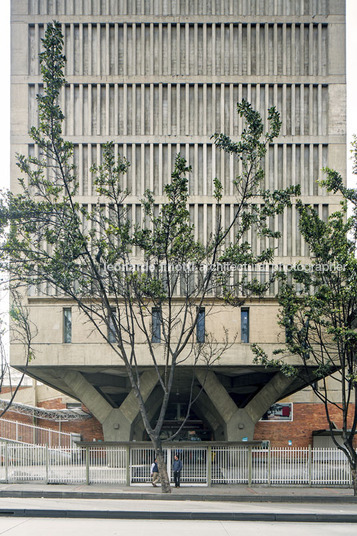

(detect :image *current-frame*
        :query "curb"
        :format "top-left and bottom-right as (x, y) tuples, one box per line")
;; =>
(0, 490), (356, 504)
(0, 509), (356, 522)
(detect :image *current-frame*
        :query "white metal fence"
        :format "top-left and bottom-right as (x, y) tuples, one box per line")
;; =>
(0, 418), (75, 447)
(0, 442), (353, 487)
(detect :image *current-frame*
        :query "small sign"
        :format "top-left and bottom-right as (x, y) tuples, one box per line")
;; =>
(260, 403), (293, 422)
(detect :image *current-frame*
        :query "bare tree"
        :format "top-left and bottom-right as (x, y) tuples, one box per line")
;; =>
(0, 22), (298, 493)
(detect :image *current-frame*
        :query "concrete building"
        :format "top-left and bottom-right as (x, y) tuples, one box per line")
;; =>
(10, 0), (346, 444)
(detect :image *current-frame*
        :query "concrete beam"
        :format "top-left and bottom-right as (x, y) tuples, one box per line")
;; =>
(196, 369), (295, 441)
(62, 369), (159, 441)
(196, 370), (242, 440)
(244, 372), (295, 424)
(192, 389), (225, 440)
(195, 370), (238, 424)
(119, 369), (159, 423)
(132, 386), (164, 441)
(61, 371), (112, 423)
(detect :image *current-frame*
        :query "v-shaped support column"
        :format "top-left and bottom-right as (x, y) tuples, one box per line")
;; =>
(196, 370), (294, 441)
(61, 370), (159, 441)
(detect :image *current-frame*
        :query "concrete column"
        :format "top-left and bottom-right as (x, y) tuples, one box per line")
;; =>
(196, 370), (294, 441)
(192, 389), (225, 440)
(195, 370), (240, 440)
(61, 370), (159, 441)
(132, 387), (164, 440)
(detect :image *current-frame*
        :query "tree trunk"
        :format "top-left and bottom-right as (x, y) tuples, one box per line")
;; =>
(152, 438), (172, 494)
(352, 468), (357, 497)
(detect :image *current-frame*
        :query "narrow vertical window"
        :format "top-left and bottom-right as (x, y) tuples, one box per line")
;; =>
(152, 308), (161, 343)
(241, 308), (249, 343)
(63, 308), (72, 343)
(196, 308), (205, 343)
(108, 308), (117, 343)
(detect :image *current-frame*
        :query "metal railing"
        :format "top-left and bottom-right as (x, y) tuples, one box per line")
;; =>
(0, 442), (353, 487)
(0, 418), (77, 448)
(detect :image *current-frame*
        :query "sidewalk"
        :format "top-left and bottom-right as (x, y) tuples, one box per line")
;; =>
(0, 482), (355, 503)
(0, 483), (357, 524)
(0, 483), (356, 523)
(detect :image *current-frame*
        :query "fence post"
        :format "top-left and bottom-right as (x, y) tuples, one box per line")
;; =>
(126, 446), (130, 487)
(268, 443), (271, 486)
(308, 444), (312, 487)
(45, 444), (49, 484)
(5, 442), (8, 484)
(85, 446), (90, 485)
(207, 446), (212, 487)
(248, 446), (252, 486)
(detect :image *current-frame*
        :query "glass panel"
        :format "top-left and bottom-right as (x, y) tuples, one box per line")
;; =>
(152, 308), (161, 343)
(108, 309), (116, 343)
(196, 308), (205, 343)
(63, 308), (72, 343)
(241, 309), (249, 343)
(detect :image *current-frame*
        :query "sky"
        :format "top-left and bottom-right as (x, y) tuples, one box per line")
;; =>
(1, 1), (356, 190)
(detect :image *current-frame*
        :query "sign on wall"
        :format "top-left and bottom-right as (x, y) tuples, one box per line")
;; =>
(260, 403), (293, 421)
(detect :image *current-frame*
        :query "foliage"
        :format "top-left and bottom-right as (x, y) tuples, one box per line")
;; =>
(253, 164), (357, 493)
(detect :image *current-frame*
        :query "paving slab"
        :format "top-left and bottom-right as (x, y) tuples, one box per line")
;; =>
(0, 496), (356, 523)
(0, 482), (355, 503)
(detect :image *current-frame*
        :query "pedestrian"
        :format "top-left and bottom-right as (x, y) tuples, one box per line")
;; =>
(173, 454), (182, 488)
(150, 458), (160, 487)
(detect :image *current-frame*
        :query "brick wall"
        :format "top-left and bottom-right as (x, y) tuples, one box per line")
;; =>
(0, 386), (28, 394)
(36, 399), (104, 441)
(0, 398), (104, 442)
(0, 410), (34, 427)
(1, 399), (355, 446)
(254, 403), (357, 447)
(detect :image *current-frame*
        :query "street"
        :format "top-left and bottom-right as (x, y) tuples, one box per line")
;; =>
(0, 497), (355, 535)
(0, 518), (354, 536)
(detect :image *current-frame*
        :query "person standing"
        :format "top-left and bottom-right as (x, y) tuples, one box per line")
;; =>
(150, 458), (159, 487)
(173, 454), (183, 488)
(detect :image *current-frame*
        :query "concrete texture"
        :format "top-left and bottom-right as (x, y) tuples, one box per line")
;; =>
(196, 370), (296, 440)
(10, 0), (347, 443)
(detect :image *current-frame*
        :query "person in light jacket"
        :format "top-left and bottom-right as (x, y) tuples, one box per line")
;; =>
(150, 458), (160, 487)
(173, 454), (183, 488)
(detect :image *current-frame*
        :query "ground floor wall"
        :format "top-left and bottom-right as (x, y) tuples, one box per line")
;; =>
(0, 384), (103, 442)
(1, 404), (103, 442)
(36, 398), (104, 441)
(254, 403), (357, 448)
(61, 401), (356, 447)
(0, 386), (103, 442)
(1, 388), (355, 447)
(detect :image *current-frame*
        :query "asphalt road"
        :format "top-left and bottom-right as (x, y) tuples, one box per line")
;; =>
(0, 518), (355, 536)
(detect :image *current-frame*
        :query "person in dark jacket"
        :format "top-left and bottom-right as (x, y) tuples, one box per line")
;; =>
(173, 454), (183, 488)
